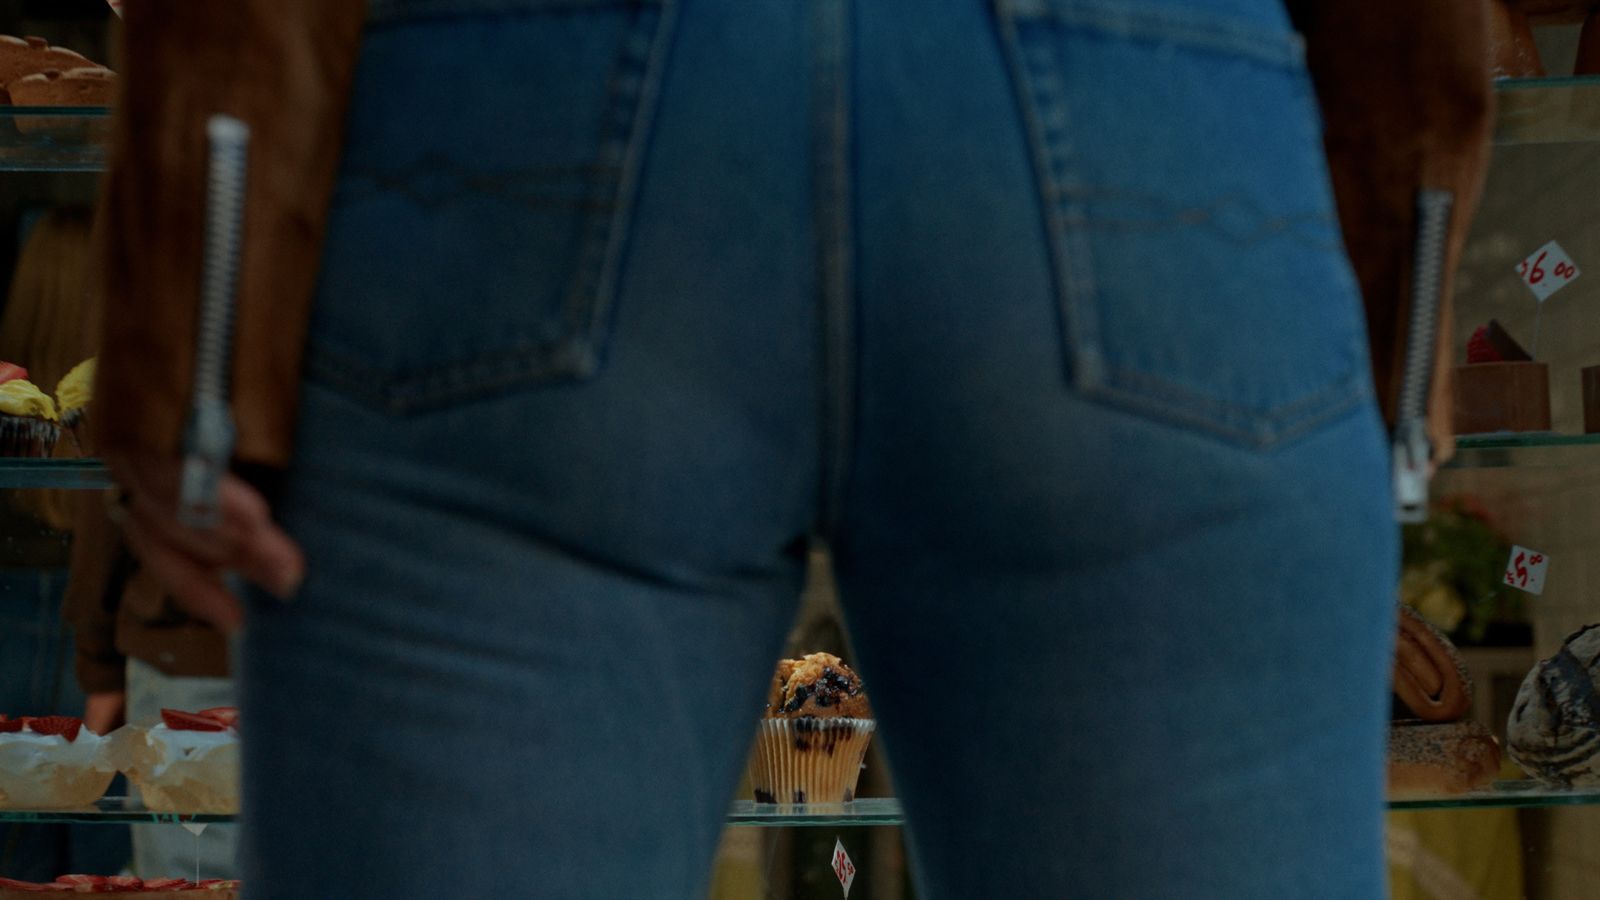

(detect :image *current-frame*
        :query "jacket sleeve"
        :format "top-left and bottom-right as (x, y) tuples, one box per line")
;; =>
(61, 491), (130, 694)
(92, 1), (368, 468)
(1291, 0), (1494, 463)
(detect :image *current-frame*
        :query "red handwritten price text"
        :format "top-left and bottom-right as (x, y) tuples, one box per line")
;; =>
(1517, 240), (1581, 302)
(1503, 545), (1549, 595)
(832, 838), (857, 897)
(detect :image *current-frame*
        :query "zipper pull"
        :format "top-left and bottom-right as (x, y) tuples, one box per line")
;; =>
(178, 115), (250, 530)
(1392, 418), (1431, 524)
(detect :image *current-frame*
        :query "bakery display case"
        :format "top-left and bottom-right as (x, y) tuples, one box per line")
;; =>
(11, 11), (1600, 900)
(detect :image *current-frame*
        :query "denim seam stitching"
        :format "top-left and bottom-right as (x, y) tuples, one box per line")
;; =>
(999, 0), (1304, 68)
(311, 3), (679, 413)
(813, 0), (855, 534)
(994, 0), (1365, 448)
(997, 4), (1106, 391)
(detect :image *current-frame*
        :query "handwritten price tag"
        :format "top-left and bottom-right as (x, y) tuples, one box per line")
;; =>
(1504, 545), (1549, 595)
(831, 838), (856, 898)
(1517, 240), (1580, 302)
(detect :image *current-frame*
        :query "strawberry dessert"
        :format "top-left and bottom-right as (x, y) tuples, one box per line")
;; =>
(107, 708), (239, 814)
(0, 875), (240, 896)
(0, 715), (114, 809)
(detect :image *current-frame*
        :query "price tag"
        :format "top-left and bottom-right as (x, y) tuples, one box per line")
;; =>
(180, 822), (207, 837)
(831, 837), (856, 898)
(104, 0), (122, 16)
(1516, 240), (1581, 302)
(1503, 545), (1549, 595)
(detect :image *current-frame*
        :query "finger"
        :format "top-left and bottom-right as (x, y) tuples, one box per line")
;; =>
(120, 518), (245, 634)
(220, 478), (306, 599)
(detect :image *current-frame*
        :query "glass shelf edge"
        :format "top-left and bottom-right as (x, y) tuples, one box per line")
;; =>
(0, 458), (111, 489)
(6, 788), (1600, 825)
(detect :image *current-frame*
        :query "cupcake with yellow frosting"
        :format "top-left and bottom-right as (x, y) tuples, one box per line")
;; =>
(54, 357), (93, 452)
(0, 375), (59, 457)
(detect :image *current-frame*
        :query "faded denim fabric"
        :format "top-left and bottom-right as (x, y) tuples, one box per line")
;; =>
(241, 1), (1397, 897)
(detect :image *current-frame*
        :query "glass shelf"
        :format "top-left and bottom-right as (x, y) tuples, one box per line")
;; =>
(1446, 433), (1600, 469)
(1493, 76), (1600, 146)
(0, 106), (108, 172)
(1389, 780), (1600, 811)
(0, 798), (231, 825)
(726, 798), (904, 827)
(0, 458), (111, 489)
(4, 787), (1600, 826)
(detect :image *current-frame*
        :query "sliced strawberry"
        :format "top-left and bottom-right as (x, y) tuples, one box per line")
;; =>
(0, 362), (27, 385)
(160, 709), (227, 732)
(194, 707), (239, 729)
(27, 716), (82, 741)
(54, 876), (106, 886)
(1465, 325), (1502, 364)
(103, 876), (142, 890)
(140, 879), (187, 890)
(0, 717), (24, 733)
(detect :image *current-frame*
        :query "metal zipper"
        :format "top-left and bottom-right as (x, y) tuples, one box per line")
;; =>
(1392, 189), (1453, 524)
(178, 115), (250, 530)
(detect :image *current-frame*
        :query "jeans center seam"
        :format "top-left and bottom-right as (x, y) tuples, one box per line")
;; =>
(812, 0), (855, 536)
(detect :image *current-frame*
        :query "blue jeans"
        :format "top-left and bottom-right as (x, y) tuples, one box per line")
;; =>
(242, 0), (1397, 897)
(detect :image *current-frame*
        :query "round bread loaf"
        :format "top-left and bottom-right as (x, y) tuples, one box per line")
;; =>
(1506, 623), (1600, 785)
(1394, 604), (1474, 722)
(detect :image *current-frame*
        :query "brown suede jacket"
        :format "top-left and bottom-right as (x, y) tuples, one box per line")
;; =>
(70, 0), (1493, 690)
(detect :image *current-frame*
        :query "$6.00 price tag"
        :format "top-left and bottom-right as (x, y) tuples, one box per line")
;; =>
(832, 838), (856, 898)
(1517, 240), (1581, 302)
(1504, 545), (1549, 596)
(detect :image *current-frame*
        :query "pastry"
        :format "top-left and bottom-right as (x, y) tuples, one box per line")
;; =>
(107, 708), (240, 814)
(0, 875), (240, 896)
(1506, 624), (1600, 785)
(0, 715), (115, 809)
(53, 357), (93, 451)
(0, 375), (58, 457)
(1388, 719), (1502, 798)
(750, 653), (875, 804)
(0, 36), (98, 95)
(1394, 603), (1473, 722)
(7, 67), (116, 108)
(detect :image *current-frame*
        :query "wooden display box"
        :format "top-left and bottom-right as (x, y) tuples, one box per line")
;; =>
(1453, 362), (1552, 434)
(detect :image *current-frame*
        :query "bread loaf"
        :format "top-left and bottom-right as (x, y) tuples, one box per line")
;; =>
(1388, 720), (1502, 798)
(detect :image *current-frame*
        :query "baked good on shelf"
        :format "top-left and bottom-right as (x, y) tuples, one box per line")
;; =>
(0, 875), (240, 896)
(0, 376), (59, 457)
(1388, 719), (1502, 798)
(7, 66), (116, 108)
(1506, 623), (1600, 785)
(53, 357), (93, 452)
(750, 652), (875, 804)
(1393, 604), (1473, 722)
(0, 36), (99, 95)
(0, 715), (115, 809)
(107, 708), (240, 814)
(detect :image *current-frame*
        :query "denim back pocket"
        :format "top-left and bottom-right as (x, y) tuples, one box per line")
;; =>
(993, 0), (1371, 448)
(306, 0), (678, 413)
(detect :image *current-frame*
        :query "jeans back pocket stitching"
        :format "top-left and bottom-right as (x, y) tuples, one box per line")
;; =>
(995, 4), (1368, 447)
(308, 1), (679, 415)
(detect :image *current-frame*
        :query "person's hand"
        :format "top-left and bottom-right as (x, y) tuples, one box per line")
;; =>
(83, 691), (126, 735)
(105, 450), (305, 634)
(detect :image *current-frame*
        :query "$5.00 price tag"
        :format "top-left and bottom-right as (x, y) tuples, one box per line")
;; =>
(1517, 240), (1581, 302)
(832, 838), (856, 898)
(1504, 545), (1549, 596)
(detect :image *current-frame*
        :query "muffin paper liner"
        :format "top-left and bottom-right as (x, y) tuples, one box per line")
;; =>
(0, 414), (58, 458)
(748, 717), (874, 804)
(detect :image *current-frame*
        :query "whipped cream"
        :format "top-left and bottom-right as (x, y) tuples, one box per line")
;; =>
(0, 729), (112, 808)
